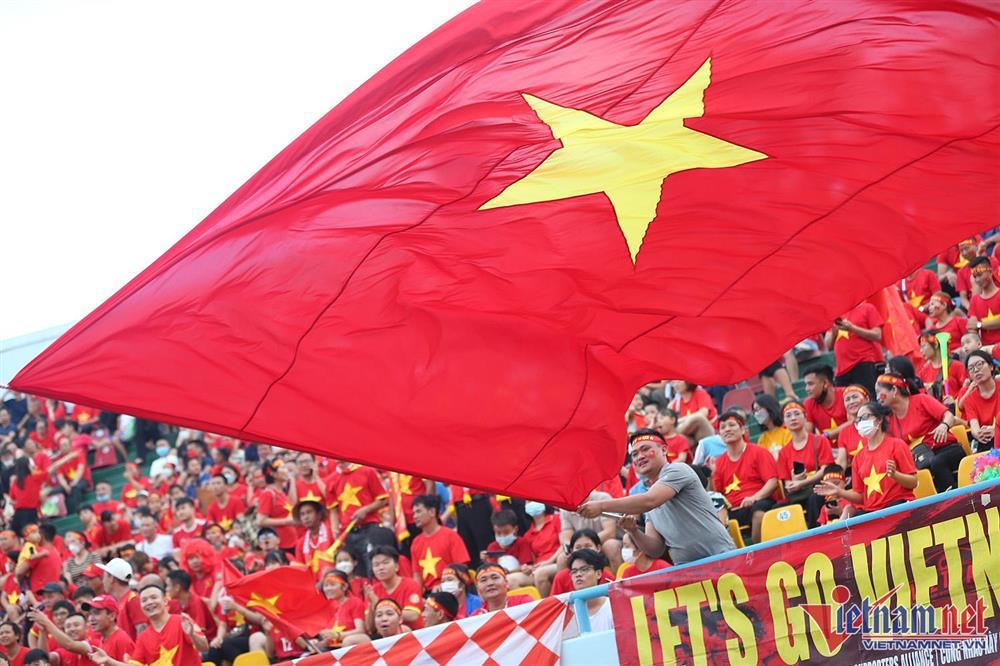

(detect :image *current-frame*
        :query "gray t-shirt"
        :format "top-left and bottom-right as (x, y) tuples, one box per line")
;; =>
(646, 463), (734, 564)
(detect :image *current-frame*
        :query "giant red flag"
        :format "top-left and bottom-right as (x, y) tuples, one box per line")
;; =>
(11, 1), (1000, 507)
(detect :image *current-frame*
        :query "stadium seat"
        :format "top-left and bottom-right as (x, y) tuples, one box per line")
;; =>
(233, 652), (269, 666)
(727, 519), (745, 549)
(957, 452), (987, 487)
(950, 425), (972, 456)
(760, 505), (807, 542)
(913, 469), (936, 499)
(509, 585), (541, 600)
(722, 387), (755, 413)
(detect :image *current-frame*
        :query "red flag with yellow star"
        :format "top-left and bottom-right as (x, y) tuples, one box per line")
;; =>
(11, 0), (1000, 508)
(224, 563), (336, 638)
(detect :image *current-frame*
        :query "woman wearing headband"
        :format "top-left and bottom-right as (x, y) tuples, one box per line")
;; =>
(816, 402), (917, 515)
(317, 569), (368, 648)
(777, 402), (834, 527)
(835, 385), (870, 470)
(439, 563), (481, 619)
(924, 292), (966, 353)
(875, 372), (964, 492)
(372, 599), (408, 639)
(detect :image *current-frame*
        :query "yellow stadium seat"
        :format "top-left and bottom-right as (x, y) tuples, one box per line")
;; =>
(727, 519), (745, 549)
(913, 469), (936, 499)
(509, 585), (541, 600)
(233, 651), (270, 666)
(950, 425), (972, 456)
(760, 505), (807, 543)
(957, 452), (987, 487)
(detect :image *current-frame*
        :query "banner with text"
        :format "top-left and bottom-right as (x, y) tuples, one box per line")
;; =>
(610, 481), (1000, 666)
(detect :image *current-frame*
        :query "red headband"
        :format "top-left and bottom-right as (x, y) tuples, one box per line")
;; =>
(374, 598), (401, 614)
(972, 264), (992, 275)
(426, 596), (456, 620)
(843, 385), (870, 400)
(630, 434), (663, 445)
(876, 374), (907, 389)
(782, 401), (805, 415)
(476, 564), (507, 581)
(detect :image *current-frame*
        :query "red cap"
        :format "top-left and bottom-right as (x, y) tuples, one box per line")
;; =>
(81, 594), (118, 614)
(81, 564), (103, 578)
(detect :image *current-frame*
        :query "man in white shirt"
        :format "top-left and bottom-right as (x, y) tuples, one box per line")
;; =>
(134, 514), (174, 560)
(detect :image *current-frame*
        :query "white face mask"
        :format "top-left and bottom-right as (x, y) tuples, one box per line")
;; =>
(621, 547), (635, 562)
(524, 501), (546, 517)
(335, 561), (354, 575)
(753, 409), (769, 424)
(68, 543), (82, 555)
(440, 580), (460, 594)
(857, 418), (877, 437)
(495, 533), (516, 548)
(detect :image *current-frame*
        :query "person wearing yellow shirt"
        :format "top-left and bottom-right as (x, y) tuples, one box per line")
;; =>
(752, 394), (791, 457)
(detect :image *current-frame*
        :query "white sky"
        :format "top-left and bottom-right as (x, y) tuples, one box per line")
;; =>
(0, 0), (474, 340)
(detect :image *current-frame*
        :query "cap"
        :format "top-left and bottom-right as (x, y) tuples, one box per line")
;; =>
(81, 563), (104, 578)
(81, 594), (119, 614)
(257, 527), (278, 539)
(37, 582), (65, 595)
(96, 557), (133, 582)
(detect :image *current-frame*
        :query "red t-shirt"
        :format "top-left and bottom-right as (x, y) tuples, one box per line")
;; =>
(485, 535), (535, 566)
(93, 627), (135, 661)
(957, 257), (998, 296)
(839, 423), (865, 468)
(97, 519), (134, 549)
(268, 623), (303, 660)
(120, 481), (151, 509)
(10, 471), (46, 509)
(776, 434), (835, 480)
(177, 593), (218, 640)
(257, 486), (298, 548)
(117, 590), (147, 640)
(91, 499), (120, 516)
(886, 393), (956, 450)
(851, 436), (917, 512)
(962, 384), (1000, 434)
(672, 388), (717, 422)
(916, 358), (966, 397)
(1, 646), (25, 666)
(470, 594), (536, 616)
(172, 519), (208, 549)
(29, 430), (57, 452)
(523, 514), (562, 562)
(902, 269), (940, 308)
(372, 576), (424, 629)
(54, 647), (85, 666)
(92, 440), (118, 468)
(663, 434), (693, 463)
(333, 595), (366, 633)
(129, 614), (202, 666)
(550, 567), (614, 595)
(712, 443), (779, 507)
(206, 495), (247, 532)
(26, 546), (62, 593)
(410, 526), (470, 589)
(330, 466), (387, 526)
(617, 559), (670, 580)
(925, 315), (967, 353)
(804, 388), (848, 435)
(968, 289), (1000, 345)
(293, 478), (327, 506)
(833, 303), (885, 374)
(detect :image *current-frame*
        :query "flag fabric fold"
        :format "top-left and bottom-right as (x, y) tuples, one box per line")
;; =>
(223, 563), (336, 638)
(11, 0), (1000, 507)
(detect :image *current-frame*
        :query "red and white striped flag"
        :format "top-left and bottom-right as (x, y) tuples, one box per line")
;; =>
(279, 596), (569, 666)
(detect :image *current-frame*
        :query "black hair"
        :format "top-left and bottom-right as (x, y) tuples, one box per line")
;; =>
(412, 494), (442, 515)
(65, 611), (87, 623)
(39, 523), (56, 543)
(965, 349), (994, 370)
(569, 528), (601, 549)
(426, 591), (459, 619)
(661, 407), (679, 421)
(628, 428), (665, 445)
(23, 649), (49, 664)
(885, 358), (922, 395)
(490, 509), (518, 529)
(822, 463), (845, 476)
(100, 510), (115, 523)
(0, 621), (22, 638)
(77, 504), (94, 515)
(71, 586), (95, 600)
(858, 401), (892, 432)
(369, 545), (400, 563)
(753, 393), (783, 427)
(970, 255), (991, 271)
(173, 497), (194, 510)
(718, 409), (747, 426)
(264, 550), (289, 566)
(13, 457), (30, 489)
(567, 548), (608, 572)
(52, 600), (76, 615)
(166, 569), (192, 591)
(877, 369), (917, 397)
(210, 473), (227, 483)
(804, 364), (835, 384)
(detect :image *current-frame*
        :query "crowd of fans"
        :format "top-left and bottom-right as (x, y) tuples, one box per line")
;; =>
(0, 237), (997, 664)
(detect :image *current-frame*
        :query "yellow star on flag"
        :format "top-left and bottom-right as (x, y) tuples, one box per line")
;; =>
(724, 474), (741, 495)
(247, 592), (282, 616)
(863, 467), (886, 497)
(417, 547), (442, 580)
(150, 645), (178, 666)
(338, 484), (362, 512)
(480, 57), (767, 262)
(908, 292), (924, 308)
(219, 516), (233, 531)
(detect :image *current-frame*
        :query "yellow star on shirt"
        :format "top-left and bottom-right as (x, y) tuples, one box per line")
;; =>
(149, 645), (178, 666)
(480, 57), (767, 263)
(338, 484), (362, 512)
(219, 516), (233, 531)
(247, 592), (282, 616)
(330, 620), (347, 634)
(863, 467), (886, 497)
(984, 309), (1000, 323)
(908, 292), (925, 308)
(724, 474), (741, 495)
(417, 547), (442, 580)
(836, 329), (851, 341)
(849, 441), (863, 458)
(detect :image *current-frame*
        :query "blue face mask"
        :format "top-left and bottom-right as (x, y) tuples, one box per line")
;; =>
(524, 501), (546, 517)
(156, 447), (169, 457)
(495, 533), (516, 548)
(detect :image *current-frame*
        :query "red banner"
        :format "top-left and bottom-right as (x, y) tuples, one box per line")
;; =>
(610, 482), (1000, 665)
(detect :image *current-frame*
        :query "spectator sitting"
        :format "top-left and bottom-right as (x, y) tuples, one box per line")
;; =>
(752, 394), (791, 458)
(836, 385), (871, 471)
(669, 381), (717, 441)
(549, 529), (615, 596)
(563, 549), (614, 637)
(615, 531), (670, 580)
(134, 512), (174, 560)
(470, 564), (534, 616)
(421, 591), (459, 627)
(372, 598), (409, 639)
(711, 410), (779, 545)
(803, 365), (848, 440)
(62, 531), (100, 586)
(482, 509), (534, 589)
(963, 350), (1000, 450)
(367, 545), (423, 630)
(439, 564), (481, 619)
(777, 402), (835, 528)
